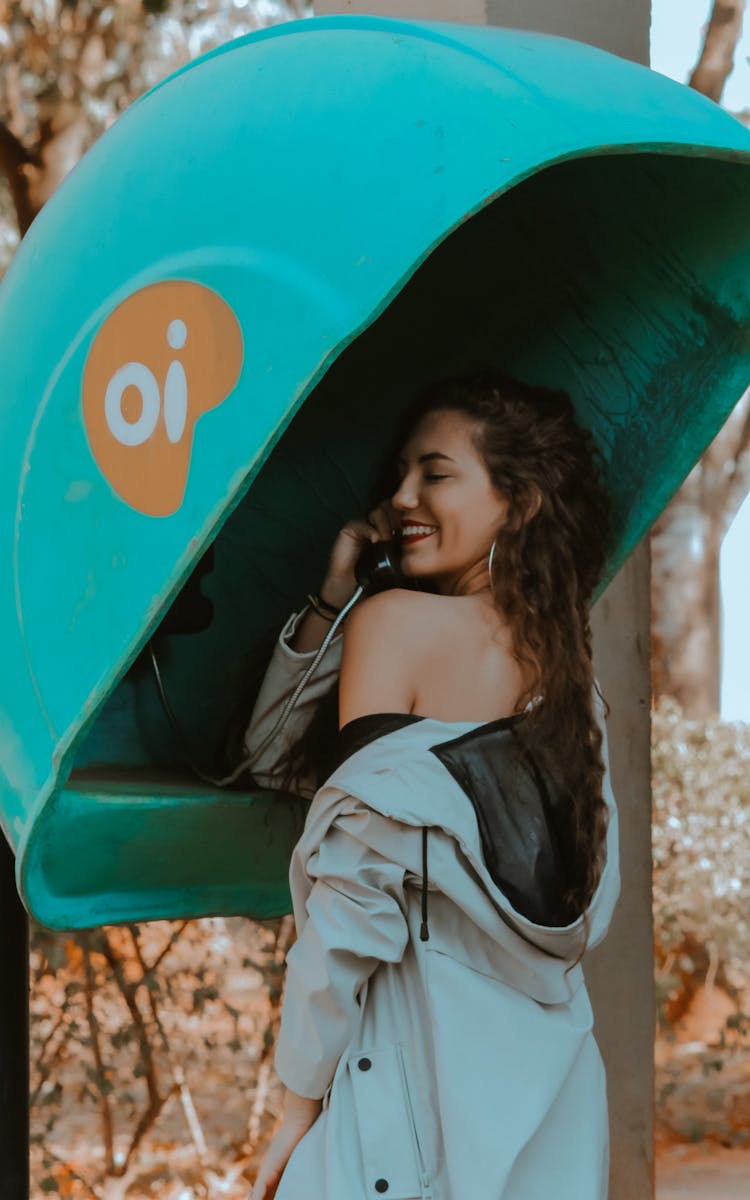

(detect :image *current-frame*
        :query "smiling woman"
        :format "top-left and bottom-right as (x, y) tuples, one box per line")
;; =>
(248, 367), (612, 908)
(400, 520), (439, 545)
(243, 367), (619, 1200)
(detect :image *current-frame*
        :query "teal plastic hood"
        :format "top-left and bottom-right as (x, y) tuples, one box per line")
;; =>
(1, 14), (749, 928)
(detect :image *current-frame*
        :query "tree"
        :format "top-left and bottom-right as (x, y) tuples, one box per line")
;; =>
(688, 0), (746, 102)
(650, 0), (750, 716)
(0, 0), (309, 248)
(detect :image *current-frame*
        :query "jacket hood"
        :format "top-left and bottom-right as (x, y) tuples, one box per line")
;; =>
(288, 690), (620, 1005)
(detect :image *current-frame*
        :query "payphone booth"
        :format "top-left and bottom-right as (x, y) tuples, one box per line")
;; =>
(2, 15), (750, 936)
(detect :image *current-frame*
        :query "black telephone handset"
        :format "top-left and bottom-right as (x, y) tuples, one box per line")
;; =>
(354, 535), (408, 595)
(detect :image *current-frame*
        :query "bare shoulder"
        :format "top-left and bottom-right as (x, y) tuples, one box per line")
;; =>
(338, 589), (443, 724)
(344, 588), (449, 644)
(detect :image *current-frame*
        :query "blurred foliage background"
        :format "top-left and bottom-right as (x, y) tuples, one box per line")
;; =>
(0, 0), (309, 255)
(651, 699), (750, 1152)
(653, 699), (749, 989)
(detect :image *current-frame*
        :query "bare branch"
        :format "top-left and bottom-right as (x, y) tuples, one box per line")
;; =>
(247, 914), (295, 1150)
(96, 927), (170, 1176)
(723, 448), (750, 534)
(41, 1144), (100, 1200)
(688, 0), (746, 103)
(717, 389), (750, 529)
(83, 940), (116, 1174)
(128, 924), (210, 1166)
(138, 919), (190, 979)
(0, 121), (42, 235)
(30, 1011), (67, 1109)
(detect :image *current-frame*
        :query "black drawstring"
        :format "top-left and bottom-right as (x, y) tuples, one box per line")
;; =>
(419, 826), (430, 941)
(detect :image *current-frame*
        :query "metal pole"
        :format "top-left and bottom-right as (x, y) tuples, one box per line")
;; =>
(0, 834), (29, 1200)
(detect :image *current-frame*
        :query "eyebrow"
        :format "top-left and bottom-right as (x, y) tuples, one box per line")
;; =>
(396, 451), (457, 466)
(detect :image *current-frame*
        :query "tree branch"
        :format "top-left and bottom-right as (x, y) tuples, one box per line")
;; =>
(700, 389), (750, 533)
(714, 395), (750, 529)
(127, 924), (210, 1167)
(95, 928), (170, 1177)
(688, 0), (746, 103)
(0, 121), (42, 236)
(42, 1144), (99, 1200)
(83, 941), (116, 1174)
(138, 919), (189, 981)
(247, 915), (295, 1151)
(30, 1011), (67, 1110)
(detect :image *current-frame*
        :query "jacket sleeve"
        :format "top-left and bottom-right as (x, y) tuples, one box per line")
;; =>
(241, 602), (344, 799)
(274, 816), (411, 1100)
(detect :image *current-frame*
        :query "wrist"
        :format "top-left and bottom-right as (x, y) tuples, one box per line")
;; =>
(319, 578), (355, 609)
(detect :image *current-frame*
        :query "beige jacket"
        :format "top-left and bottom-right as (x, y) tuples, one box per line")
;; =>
(243, 603), (621, 1200)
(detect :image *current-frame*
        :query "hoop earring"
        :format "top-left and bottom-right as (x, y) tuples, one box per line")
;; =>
(487, 538), (497, 603)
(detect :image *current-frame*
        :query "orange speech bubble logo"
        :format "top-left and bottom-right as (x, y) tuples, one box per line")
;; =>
(82, 281), (244, 516)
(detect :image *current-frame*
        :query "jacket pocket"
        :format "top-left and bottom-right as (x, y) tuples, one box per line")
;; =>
(347, 1042), (433, 1199)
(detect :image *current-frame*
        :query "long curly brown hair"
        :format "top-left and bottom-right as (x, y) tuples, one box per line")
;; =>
(233, 368), (614, 974)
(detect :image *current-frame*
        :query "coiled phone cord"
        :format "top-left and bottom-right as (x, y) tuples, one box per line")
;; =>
(149, 584), (365, 789)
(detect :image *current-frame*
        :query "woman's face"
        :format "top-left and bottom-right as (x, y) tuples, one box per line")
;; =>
(388, 408), (511, 597)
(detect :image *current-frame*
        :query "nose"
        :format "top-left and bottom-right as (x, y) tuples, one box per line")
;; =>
(390, 474), (420, 511)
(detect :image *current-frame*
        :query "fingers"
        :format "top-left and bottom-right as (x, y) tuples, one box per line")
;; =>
(366, 500), (396, 541)
(255, 1178), (277, 1200)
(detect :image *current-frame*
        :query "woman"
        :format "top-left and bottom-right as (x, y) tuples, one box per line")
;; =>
(245, 369), (621, 1200)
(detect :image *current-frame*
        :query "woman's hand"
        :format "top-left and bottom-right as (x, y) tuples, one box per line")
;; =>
(321, 500), (398, 607)
(251, 1114), (317, 1200)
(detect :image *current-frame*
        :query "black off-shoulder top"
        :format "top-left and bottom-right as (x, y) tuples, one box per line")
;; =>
(329, 711), (425, 774)
(326, 711), (581, 934)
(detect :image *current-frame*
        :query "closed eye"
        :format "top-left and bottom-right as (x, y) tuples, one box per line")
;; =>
(394, 472), (450, 487)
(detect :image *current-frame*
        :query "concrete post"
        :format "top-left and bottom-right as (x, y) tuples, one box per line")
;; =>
(589, 543), (654, 1200)
(314, 3), (654, 1197)
(316, 0), (649, 61)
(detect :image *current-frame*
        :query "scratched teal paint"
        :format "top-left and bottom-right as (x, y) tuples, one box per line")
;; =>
(1, 15), (749, 928)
